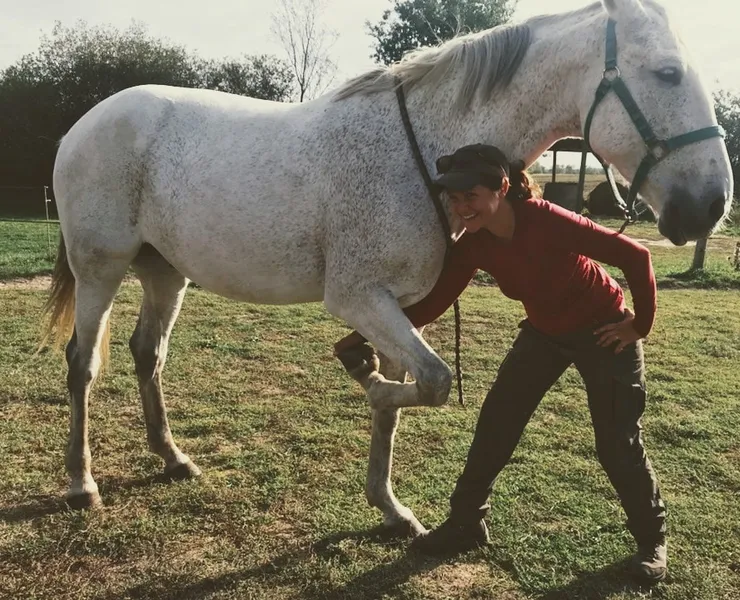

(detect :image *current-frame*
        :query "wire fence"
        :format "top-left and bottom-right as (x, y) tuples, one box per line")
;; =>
(0, 187), (60, 276)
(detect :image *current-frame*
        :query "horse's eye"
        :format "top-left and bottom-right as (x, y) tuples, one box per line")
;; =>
(654, 67), (683, 85)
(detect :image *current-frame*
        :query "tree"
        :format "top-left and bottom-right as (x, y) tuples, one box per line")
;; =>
(713, 90), (740, 189)
(0, 21), (295, 191)
(528, 160), (545, 174)
(271, 0), (338, 102)
(687, 90), (740, 270)
(685, 90), (740, 270)
(367, 0), (517, 66)
(203, 55), (294, 101)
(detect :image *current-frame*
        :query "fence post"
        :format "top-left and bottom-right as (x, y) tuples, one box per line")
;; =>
(43, 186), (53, 259)
(691, 237), (708, 271)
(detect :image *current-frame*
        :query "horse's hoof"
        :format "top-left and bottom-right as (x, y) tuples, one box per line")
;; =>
(163, 460), (202, 481)
(373, 519), (428, 540)
(65, 490), (103, 510)
(337, 343), (380, 389)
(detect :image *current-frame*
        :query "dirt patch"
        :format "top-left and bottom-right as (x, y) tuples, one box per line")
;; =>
(412, 562), (525, 599)
(0, 275), (52, 290)
(0, 275), (141, 291)
(633, 234), (736, 249)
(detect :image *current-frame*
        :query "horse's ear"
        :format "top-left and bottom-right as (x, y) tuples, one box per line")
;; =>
(600, 0), (643, 19)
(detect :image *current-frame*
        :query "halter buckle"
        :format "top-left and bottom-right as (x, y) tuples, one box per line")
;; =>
(602, 66), (621, 82)
(649, 141), (670, 161)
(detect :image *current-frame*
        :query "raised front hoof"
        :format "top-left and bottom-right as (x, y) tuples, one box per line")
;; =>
(337, 342), (380, 389)
(163, 461), (202, 482)
(65, 490), (103, 511)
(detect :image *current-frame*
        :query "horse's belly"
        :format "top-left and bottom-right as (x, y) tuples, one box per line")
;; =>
(172, 247), (325, 304)
(192, 265), (325, 304)
(147, 221), (325, 305)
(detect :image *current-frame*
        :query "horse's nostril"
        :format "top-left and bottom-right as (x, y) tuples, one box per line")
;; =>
(709, 195), (728, 223)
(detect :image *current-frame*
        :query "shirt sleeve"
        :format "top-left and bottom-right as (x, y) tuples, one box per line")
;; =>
(532, 200), (657, 337)
(401, 233), (481, 328)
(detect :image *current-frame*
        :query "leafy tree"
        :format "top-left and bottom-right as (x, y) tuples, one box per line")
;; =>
(713, 90), (740, 190)
(202, 55), (294, 101)
(367, 0), (517, 66)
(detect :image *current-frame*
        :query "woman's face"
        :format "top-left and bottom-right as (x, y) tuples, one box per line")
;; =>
(448, 181), (509, 233)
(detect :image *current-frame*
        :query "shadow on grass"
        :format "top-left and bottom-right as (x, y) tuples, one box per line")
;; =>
(0, 496), (69, 523)
(111, 528), (443, 600)
(109, 537), (662, 600)
(533, 558), (664, 600)
(0, 471), (182, 524)
(97, 473), (165, 495)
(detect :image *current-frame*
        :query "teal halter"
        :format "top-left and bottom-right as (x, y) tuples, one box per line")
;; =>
(583, 19), (725, 229)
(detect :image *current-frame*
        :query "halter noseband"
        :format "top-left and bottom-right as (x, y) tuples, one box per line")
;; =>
(583, 18), (725, 228)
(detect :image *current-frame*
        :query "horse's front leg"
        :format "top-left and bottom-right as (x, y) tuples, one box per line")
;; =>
(365, 349), (427, 538)
(326, 289), (453, 411)
(326, 288), (451, 535)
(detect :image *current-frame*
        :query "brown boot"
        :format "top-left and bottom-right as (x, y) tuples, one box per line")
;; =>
(630, 538), (667, 584)
(411, 518), (490, 556)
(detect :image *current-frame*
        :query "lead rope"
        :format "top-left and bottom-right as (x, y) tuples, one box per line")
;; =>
(395, 77), (464, 406)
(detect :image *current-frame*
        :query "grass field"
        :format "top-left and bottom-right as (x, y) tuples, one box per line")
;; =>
(0, 220), (59, 280)
(1, 242), (739, 597)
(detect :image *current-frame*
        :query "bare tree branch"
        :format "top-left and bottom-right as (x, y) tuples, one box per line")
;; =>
(271, 0), (338, 102)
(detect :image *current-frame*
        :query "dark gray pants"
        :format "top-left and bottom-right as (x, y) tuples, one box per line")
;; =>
(449, 319), (666, 545)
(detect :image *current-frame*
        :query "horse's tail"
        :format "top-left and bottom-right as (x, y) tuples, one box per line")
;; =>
(40, 235), (110, 368)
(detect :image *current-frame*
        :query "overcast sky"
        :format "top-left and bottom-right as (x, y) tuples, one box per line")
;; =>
(2, 0), (737, 166)
(2, 0), (738, 88)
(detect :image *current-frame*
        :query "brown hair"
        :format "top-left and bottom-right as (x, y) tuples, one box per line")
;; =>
(506, 159), (541, 202)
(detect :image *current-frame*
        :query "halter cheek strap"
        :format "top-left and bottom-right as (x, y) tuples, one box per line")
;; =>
(583, 19), (725, 231)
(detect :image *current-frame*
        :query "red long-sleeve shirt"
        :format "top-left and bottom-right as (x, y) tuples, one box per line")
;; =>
(402, 197), (656, 337)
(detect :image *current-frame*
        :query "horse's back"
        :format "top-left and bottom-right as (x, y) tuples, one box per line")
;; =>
(54, 85), (332, 303)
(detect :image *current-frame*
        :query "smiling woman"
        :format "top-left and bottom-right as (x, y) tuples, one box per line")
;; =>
(337, 142), (668, 582)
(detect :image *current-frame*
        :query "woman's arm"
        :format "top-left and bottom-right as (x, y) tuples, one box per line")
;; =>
(533, 200), (657, 337)
(334, 233), (481, 354)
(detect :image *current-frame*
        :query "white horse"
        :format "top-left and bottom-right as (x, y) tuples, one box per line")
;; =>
(43, 0), (732, 536)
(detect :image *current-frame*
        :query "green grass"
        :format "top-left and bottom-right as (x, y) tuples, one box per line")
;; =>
(0, 220), (60, 279)
(1, 283), (738, 599)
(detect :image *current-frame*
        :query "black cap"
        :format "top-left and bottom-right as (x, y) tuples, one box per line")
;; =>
(434, 144), (510, 191)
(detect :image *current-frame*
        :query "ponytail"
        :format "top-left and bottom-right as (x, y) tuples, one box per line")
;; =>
(506, 160), (541, 202)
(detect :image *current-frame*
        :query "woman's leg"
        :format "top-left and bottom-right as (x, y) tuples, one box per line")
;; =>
(448, 322), (572, 521)
(413, 322), (571, 554)
(573, 339), (666, 546)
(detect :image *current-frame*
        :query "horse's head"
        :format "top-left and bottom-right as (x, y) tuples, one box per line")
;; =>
(581, 0), (732, 245)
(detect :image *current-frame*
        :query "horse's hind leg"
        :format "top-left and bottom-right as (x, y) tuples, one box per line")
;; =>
(129, 247), (200, 480)
(366, 348), (427, 538)
(66, 264), (130, 509)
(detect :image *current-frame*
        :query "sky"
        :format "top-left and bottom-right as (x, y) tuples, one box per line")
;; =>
(1, 0), (739, 166)
(2, 0), (739, 88)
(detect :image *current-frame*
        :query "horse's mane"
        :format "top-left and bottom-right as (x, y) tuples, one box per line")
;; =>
(335, 2), (607, 109)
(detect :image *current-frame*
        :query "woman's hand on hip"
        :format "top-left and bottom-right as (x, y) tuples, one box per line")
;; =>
(594, 308), (641, 354)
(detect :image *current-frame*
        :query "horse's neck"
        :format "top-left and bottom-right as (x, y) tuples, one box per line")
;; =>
(406, 10), (604, 167)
